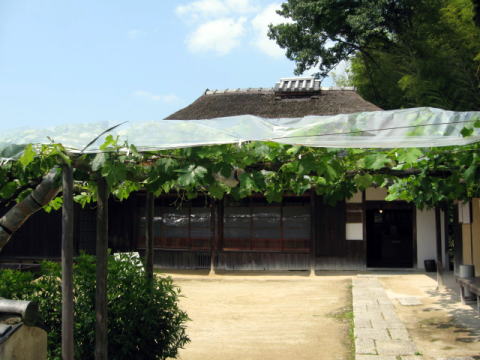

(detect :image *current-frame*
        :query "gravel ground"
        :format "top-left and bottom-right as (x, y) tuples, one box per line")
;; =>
(163, 271), (353, 360)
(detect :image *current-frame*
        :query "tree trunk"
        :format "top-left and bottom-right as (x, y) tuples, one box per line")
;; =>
(0, 168), (61, 251)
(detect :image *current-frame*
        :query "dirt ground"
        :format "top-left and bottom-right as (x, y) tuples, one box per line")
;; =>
(380, 273), (480, 360)
(166, 271), (353, 360)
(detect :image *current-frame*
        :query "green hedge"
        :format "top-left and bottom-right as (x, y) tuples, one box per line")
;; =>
(0, 253), (190, 360)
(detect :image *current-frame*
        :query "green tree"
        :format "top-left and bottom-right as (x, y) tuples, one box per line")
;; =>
(474, 0), (480, 26)
(269, 0), (480, 110)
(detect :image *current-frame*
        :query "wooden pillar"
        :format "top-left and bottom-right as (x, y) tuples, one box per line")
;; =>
(216, 199), (224, 272)
(209, 200), (216, 276)
(145, 192), (154, 280)
(310, 192), (316, 276)
(453, 204), (463, 273)
(62, 165), (74, 360)
(435, 206), (445, 288)
(95, 178), (108, 360)
(444, 204), (450, 272)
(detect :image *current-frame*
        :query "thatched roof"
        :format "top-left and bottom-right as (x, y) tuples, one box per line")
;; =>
(166, 87), (381, 120)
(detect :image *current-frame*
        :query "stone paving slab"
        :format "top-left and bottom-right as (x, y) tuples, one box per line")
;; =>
(355, 338), (376, 355)
(370, 319), (406, 329)
(355, 312), (386, 322)
(353, 275), (419, 360)
(354, 319), (372, 328)
(379, 309), (399, 319)
(435, 358), (476, 360)
(355, 328), (390, 340)
(388, 328), (410, 341)
(376, 339), (417, 356)
(354, 299), (381, 306)
(367, 304), (395, 311)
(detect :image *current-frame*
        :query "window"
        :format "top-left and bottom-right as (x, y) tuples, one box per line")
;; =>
(138, 197), (211, 250)
(223, 196), (311, 252)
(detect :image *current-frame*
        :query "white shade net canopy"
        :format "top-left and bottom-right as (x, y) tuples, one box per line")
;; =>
(1, 107), (479, 160)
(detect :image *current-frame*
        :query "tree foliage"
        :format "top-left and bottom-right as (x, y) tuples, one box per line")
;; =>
(351, 0), (480, 110)
(268, 0), (417, 77)
(0, 253), (189, 360)
(269, 0), (480, 111)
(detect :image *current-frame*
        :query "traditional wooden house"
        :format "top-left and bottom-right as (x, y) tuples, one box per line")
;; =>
(0, 77), (445, 272)
(136, 77), (444, 271)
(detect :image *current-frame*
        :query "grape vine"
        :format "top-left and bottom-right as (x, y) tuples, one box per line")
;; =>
(2, 129), (480, 212)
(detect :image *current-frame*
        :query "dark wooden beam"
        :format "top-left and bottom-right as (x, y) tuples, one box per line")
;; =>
(435, 207), (445, 288)
(62, 164), (74, 360)
(95, 178), (108, 360)
(145, 192), (154, 280)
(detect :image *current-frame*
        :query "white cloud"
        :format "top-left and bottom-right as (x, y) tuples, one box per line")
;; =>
(186, 17), (246, 55)
(176, 1), (290, 57)
(176, 0), (257, 21)
(133, 90), (181, 104)
(251, 3), (287, 58)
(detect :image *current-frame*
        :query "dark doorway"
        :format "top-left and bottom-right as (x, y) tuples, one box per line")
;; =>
(366, 207), (414, 268)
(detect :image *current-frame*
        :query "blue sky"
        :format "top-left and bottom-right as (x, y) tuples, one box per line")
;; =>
(0, 0), (335, 131)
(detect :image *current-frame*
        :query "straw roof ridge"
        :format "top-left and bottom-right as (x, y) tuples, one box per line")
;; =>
(203, 86), (356, 96)
(166, 87), (381, 120)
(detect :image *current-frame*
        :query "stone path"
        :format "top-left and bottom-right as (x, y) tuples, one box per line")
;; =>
(352, 276), (422, 360)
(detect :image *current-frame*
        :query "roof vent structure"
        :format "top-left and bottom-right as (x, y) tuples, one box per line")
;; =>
(274, 77), (322, 98)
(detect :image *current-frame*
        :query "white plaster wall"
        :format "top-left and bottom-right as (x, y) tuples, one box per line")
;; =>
(416, 208), (437, 269)
(458, 202), (471, 224)
(346, 223), (363, 240)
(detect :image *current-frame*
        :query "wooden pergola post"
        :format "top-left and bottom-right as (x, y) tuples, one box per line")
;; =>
(435, 206), (445, 288)
(453, 203), (463, 273)
(209, 200), (216, 276)
(62, 164), (74, 360)
(309, 192), (316, 277)
(443, 204), (450, 273)
(145, 192), (154, 280)
(95, 178), (109, 360)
